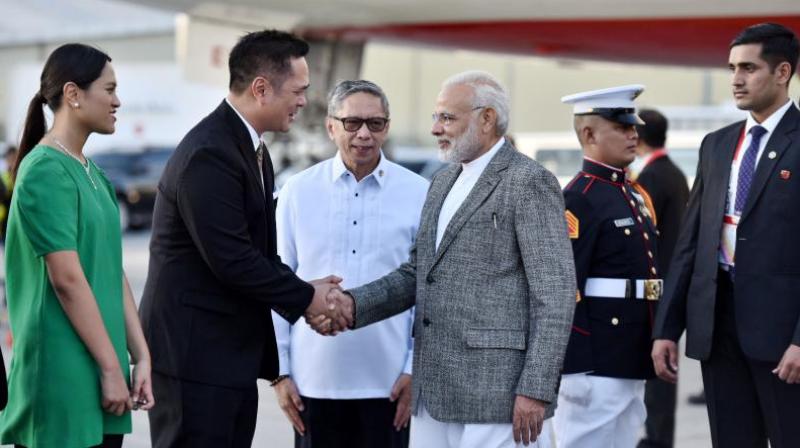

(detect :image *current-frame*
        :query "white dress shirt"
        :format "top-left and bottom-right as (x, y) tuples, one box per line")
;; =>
(273, 151), (428, 399)
(719, 99), (794, 266)
(436, 137), (505, 249)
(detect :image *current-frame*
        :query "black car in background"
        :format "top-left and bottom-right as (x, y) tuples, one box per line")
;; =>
(92, 148), (173, 230)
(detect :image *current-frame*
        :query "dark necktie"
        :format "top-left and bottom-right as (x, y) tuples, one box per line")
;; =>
(256, 141), (275, 203)
(256, 142), (266, 193)
(734, 125), (767, 214)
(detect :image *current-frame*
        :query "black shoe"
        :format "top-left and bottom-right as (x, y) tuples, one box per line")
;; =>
(687, 390), (706, 405)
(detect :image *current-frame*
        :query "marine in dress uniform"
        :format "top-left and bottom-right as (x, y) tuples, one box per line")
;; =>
(554, 85), (661, 448)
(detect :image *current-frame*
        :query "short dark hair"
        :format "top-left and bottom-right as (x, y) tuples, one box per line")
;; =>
(636, 109), (668, 149)
(731, 23), (799, 78)
(228, 29), (309, 94)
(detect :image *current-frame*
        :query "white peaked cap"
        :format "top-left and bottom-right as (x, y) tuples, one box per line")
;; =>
(561, 84), (646, 125)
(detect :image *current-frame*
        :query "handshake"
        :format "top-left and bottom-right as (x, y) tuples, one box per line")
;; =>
(304, 276), (355, 335)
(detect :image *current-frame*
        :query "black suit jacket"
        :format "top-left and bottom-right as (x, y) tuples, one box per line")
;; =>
(654, 104), (800, 362)
(636, 154), (690, 277)
(139, 100), (313, 388)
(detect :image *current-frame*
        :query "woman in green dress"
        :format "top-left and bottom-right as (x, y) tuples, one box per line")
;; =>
(0, 43), (154, 448)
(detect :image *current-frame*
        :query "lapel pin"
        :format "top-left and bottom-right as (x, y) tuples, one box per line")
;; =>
(611, 172), (618, 182)
(768, 151), (777, 159)
(780, 170), (791, 180)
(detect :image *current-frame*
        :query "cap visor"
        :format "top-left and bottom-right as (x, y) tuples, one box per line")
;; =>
(594, 109), (644, 125)
(618, 113), (645, 125)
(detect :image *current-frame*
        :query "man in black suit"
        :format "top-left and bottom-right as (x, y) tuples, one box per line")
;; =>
(139, 30), (343, 448)
(635, 109), (689, 448)
(652, 23), (800, 448)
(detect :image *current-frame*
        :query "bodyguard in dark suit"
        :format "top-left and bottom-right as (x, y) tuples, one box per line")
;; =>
(635, 109), (689, 448)
(139, 30), (343, 448)
(653, 23), (800, 448)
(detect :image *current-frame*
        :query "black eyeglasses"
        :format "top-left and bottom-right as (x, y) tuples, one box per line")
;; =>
(330, 116), (390, 132)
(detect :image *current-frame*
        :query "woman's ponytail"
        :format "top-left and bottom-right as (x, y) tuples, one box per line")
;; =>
(12, 92), (47, 179)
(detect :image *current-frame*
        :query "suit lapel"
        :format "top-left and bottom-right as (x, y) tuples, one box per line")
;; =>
(220, 100), (267, 205)
(740, 105), (799, 221)
(709, 122), (744, 220)
(263, 144), (275, 202)
(430, 143), (512, 270)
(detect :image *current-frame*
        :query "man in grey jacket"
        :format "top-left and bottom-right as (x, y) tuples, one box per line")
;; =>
(319, 71), (576, 447)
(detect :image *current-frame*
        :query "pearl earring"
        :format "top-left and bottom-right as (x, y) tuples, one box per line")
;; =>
(73, 102), (79, 108)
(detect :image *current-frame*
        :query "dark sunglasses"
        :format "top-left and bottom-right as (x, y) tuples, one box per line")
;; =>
(330, 116), (390, 132)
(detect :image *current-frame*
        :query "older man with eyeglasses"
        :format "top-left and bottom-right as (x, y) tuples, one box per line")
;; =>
(271, 79), (428, 448)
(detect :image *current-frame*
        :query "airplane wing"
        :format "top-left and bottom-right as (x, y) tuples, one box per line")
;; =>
(125, 0), (800, 66)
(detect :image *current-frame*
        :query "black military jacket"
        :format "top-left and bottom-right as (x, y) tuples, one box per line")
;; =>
(562, 158), (658, 379)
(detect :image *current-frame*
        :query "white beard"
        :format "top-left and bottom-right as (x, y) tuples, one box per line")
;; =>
(438, 119), (482, 163)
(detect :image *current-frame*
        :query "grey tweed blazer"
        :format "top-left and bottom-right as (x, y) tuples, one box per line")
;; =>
(349, 142), (576, 423)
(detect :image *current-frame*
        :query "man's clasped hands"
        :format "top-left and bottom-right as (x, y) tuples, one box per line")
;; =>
(305, 276), (356, 335)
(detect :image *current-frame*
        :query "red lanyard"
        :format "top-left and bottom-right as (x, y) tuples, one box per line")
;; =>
(642, 149), (668, 169)
(732, 126), (747, 162)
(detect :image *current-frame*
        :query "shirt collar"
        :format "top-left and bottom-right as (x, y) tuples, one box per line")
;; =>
(331, 150), (389, 188)
(226, 98), (262, 151)
(745, 98), (794, 137)
(583, 156), (626, 183)
(461, 137), (505, 175)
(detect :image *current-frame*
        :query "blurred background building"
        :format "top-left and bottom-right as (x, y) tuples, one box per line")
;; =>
(1, 0), (800, 224)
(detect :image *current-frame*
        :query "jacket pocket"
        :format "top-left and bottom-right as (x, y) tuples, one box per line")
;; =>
(181, 292), (239, 315)
(466, 328), (527, 350)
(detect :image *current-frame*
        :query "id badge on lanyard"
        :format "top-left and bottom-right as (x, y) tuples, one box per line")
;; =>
(720, 127), (748, 265)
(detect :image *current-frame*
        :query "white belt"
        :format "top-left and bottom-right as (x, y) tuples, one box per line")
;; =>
(584, 277), (663, 301)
